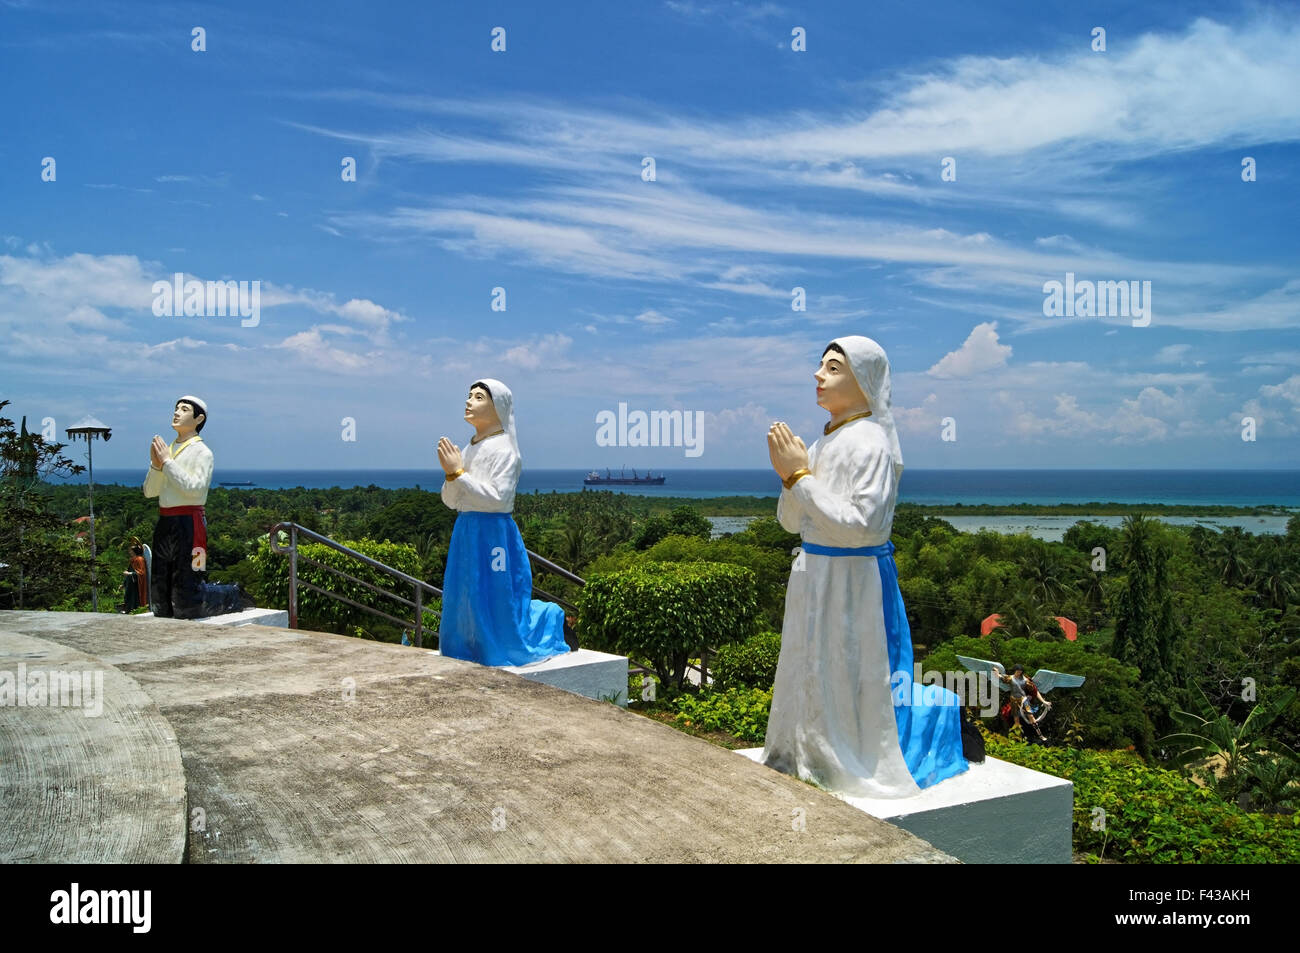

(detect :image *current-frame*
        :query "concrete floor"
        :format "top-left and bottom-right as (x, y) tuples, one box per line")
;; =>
(0, 610), (955, 864)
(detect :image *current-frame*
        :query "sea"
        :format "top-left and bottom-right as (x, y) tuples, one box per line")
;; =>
(59, 467), (1300, 505)
(56, 468), (1298, 541)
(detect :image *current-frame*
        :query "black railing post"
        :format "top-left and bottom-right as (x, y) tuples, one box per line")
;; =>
(288, 524), (299, 629)
(414, 582), (423, 648)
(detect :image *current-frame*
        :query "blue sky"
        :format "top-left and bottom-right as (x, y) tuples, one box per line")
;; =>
(2, 0), (1298, 472)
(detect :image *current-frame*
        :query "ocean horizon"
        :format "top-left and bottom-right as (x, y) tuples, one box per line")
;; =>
(52, 468), (1300, 509)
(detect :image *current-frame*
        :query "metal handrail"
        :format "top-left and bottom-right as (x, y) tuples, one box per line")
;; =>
(268, 521), (586, 647)
(270, 522), (442, 647)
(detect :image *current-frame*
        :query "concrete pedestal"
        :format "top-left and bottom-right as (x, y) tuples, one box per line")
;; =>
(504, 648), (629, 705)
(427, 647), (629, 704)
(737, 748), (1073, 864)
(134, 607), (289, 628)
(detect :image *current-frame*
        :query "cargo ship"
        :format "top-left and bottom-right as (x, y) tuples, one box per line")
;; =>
(584, 467), (666, 486)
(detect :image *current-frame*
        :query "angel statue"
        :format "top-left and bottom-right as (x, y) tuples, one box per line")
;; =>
(957, 656), (1086, 744)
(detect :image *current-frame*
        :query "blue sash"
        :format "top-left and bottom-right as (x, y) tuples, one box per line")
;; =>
(797, 538), (967, 788)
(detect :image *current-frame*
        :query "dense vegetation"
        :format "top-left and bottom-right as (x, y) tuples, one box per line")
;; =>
(5, 397), (1299, 860)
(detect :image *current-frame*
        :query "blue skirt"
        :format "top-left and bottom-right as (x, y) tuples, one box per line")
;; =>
(439, 512), (570, 667)
(804, 540), (968, 789)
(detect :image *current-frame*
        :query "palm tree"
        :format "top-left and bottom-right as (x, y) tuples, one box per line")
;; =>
(1249, 537), (1299, 611)
(1022, 544), (1072, 606)
(1187, 524), (1216, 562)
(1076, 563), (1106, 629)
(1213, 526), (1253, 588)
(999, 584), (1060, 640)
(558, 520), (590, 569)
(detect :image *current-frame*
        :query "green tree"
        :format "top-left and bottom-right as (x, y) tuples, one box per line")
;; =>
(633, 505), (711, 550)
(0, 401), (92, 609)
(1111, 515), (1181, 727)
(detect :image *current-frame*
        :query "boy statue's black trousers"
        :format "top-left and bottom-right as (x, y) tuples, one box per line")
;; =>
(150, 505), (207, 619)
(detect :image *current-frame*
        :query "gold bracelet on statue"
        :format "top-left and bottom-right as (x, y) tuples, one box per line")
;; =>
(446, 468), (466, 482)
(783, 468), (811, 490)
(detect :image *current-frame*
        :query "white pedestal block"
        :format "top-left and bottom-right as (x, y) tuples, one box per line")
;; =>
(737, 748), (1073, 864)
(504, 649), (629, 705)
(135, 607), (289, 628)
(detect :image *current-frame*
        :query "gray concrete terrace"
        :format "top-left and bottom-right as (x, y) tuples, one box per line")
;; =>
(0, 609), (955, 863)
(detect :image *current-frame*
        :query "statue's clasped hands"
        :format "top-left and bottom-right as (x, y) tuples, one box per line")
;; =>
(149, 435), (171, 469)
(767, 422), (809, 482)
(436, 437), (464, 476)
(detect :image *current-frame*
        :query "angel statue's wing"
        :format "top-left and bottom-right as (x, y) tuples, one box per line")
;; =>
(957, 655), (1005, 678)
(1032, 670), (1086, 694)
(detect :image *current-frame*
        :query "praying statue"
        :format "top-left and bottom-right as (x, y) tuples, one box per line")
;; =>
(436, 379), (570, 666)
(762, 336), (968, 797)
(143, 396), (214, 618)
(142, 395), (242, 619)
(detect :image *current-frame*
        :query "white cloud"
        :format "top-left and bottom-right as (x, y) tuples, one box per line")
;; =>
(893, 392), (944, 435)
(702, 402), (771, 445)
(927, 322), (1012, 378)
(1260, 374), (1300, 407)
(502, 333), (574, 370)
(276, 327), (379, 373)
(635, 309), (676, 328)
(1167, 279), (1300, 331)
(297, 14), (1300, 170)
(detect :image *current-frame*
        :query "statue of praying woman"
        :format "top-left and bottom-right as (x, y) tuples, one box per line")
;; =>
(762, 336), (968, 797)
(436, 379), (571, 666)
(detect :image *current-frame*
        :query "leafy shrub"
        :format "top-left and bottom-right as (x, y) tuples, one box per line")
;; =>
(637, 535), (793, 630)
(984, 728), (1300, 863)
(711, 630), (782, 691)
(671, 687), (773, 744)
(578, 560), (760, 688)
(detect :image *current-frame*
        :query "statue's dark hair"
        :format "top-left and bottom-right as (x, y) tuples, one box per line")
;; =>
(469, 381), (493, 400)
(176, 399), (206, 433)
(821, 342), (846, 359)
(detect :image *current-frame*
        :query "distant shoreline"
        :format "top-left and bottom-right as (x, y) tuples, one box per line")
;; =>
(44, 479), (1297, 518)
(592, 497), (1298, 518)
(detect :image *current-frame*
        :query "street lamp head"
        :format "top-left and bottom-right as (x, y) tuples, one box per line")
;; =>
(66, 416), (112, 442)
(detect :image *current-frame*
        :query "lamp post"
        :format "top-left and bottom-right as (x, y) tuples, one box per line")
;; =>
(65, 416), (112, 611)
